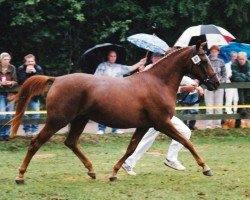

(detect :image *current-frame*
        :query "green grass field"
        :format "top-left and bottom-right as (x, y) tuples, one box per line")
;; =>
(0, 129), (249, 200)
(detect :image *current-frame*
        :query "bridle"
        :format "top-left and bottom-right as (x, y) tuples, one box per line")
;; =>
(179, 47), (217, 105)
(189, 47), (217, 84)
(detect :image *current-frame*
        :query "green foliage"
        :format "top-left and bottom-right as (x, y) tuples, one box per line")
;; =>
(0, 0), (249, 75)
(99, 20), (132, 42)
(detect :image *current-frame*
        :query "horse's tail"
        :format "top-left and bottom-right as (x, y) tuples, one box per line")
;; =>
(10, 75), (56, 138)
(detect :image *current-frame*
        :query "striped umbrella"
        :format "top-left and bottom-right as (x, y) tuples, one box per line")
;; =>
(174, 24), (236, 49)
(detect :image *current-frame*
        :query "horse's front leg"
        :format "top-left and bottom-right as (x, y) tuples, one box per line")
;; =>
(109, 127), (149, 181)
(157, 118), (213, 176)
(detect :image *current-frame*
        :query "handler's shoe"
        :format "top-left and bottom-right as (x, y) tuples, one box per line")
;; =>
(164, 159), (186, 171)
(96, 130), (104, 135)
(113, 129), (124, 134)
(122, 163), (137, 176)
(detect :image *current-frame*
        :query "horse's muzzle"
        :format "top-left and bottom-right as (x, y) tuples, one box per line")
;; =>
(205, 79), (220, 91)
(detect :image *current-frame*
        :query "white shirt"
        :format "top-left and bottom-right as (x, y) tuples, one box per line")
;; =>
(225, 61), (232, 83)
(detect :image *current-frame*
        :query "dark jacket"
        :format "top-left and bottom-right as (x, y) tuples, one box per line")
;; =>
(17, 65), (43, 85)
(17, 64), (43, 101)
(231, 60), (250, 82)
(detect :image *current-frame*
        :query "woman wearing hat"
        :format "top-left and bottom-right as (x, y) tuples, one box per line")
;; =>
(204, 45), (227, 129)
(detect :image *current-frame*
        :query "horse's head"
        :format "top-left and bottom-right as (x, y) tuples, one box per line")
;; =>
(188, 42), (220, 91)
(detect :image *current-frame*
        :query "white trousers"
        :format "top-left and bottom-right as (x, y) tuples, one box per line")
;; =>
(225, 88), (239, 114)
(204, 89), (224, 128)
(125, 116), (191, 168)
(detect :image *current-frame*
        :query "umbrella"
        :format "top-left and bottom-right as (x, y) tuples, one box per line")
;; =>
(79, 43), (126, 74)
(174, 24), (236, 49)
(127, 33), (170, 54)
(219, 42), (250, 63)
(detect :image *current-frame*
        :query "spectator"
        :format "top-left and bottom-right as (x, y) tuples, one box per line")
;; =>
(225, 51), (239, 114)
(204, 45), (226, 129)
(231, 51), (250, 128)
(180, 77), (204, 130)
(94, 50), (146, 134)
(17, 54), (43, 136)
(0, 52), (17, 141)
(144, 52), (163, 71)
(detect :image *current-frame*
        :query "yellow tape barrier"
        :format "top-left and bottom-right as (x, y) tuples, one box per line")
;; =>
(1, 105), (250, 114)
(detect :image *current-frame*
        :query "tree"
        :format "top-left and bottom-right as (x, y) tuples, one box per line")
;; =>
(0, 0), (249, 76)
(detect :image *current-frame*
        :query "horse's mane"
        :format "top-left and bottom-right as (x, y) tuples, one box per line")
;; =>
(147, 46), (190, 70)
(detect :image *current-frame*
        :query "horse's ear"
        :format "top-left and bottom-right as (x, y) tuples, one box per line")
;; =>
(201, 42), (207, 49)
(195, 40), (202, 51)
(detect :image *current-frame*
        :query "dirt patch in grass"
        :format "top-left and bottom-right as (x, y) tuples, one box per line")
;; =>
(146, 150), (165, 157)
(33, 153), (55, 160)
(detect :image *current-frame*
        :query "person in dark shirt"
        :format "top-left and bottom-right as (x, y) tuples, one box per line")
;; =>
(17, 54), (43, 136)
(231, 51), (250, 127)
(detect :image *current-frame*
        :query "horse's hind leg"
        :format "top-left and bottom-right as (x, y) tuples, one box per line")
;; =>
(15, 124), (60, 184)
(64, 116), (96, 179)
(157, 119), (213, 176)
(110, 127), (149, 181)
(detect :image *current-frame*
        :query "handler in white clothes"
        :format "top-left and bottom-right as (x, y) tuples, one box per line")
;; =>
(122, 53), (203, 175)
(225, 51), (239, 114)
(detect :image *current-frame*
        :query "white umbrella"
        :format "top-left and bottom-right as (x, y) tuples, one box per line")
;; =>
(174, 24), (236, 48)
(127, 33), (170, 54)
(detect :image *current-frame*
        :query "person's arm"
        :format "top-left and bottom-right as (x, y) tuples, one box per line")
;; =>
(179, 85), (196, 93)
(244, 62), (250, 81)
(178, 76), (204, 95)
(143, 64), (153, 71)
(196, 86), (204, 96)
(17, 65), (29, 85)
(35, 65), (44, 75)
(94, 63), (105, 76)
(180, 76), (196, 85)
(231, 63), (247, 82)
(6, 65), (18, 87)
(220, 60), (227, 83)
(128, 58), (147, 72)
(225, 63), (232, 78)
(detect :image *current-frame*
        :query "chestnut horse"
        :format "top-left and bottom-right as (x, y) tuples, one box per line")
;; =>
(11, 42), (219, 183)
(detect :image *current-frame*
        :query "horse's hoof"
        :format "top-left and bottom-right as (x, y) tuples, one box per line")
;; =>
(109, 176), (118, 182)
(203, 170), (213, 176)
(87, 172), (96, 179)
(15, 177), (25, 184)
